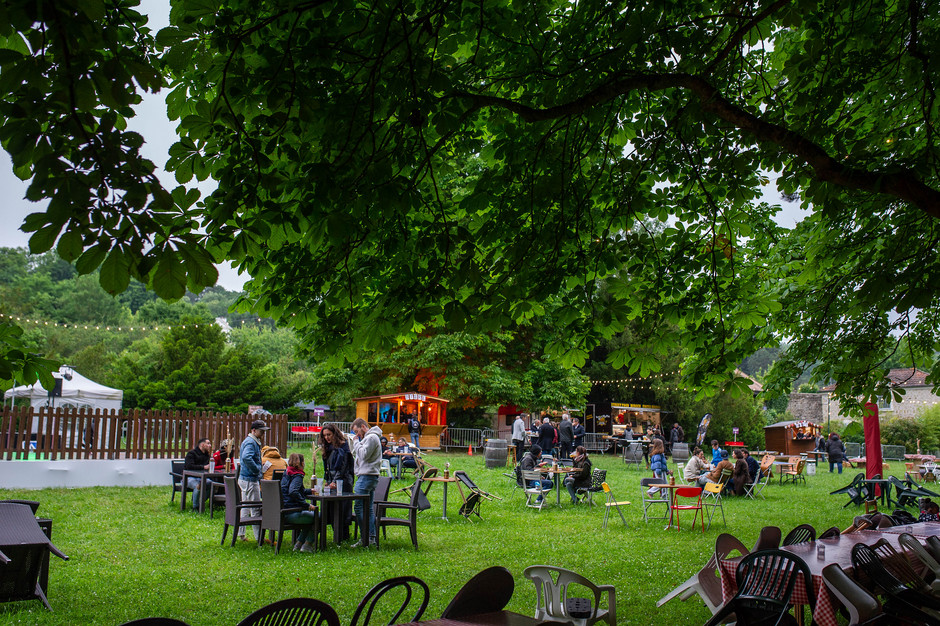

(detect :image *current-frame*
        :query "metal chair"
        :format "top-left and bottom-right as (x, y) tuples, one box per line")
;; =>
(0, 502), (69, 611)
(700, 481), (725, 530)
(781, 459), (806, 485)
(523, 470), (552, 511)
(671, 486), (704, 532)
(782, 523), (816, 546)
(639, 477), (669, 522)
(600, 483), (628, 529)
(523, 565), (616, 626)
(220, 476), (262, 547)
(440, 566), (513, 619)
(350, 576), (429, 626)
(575, 468), (606, 505)
(704, 549), (813, 626)
(821, 563), (886, 626)
(237, 598), (341, 626)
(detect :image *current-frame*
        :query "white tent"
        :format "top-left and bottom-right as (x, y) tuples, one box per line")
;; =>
(4, 366), (123, 411)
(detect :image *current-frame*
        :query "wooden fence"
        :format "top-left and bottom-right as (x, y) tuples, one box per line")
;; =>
(0, 406), (288, 460)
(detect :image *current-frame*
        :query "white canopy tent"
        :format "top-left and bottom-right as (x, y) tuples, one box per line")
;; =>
(4, 366), (123, 411)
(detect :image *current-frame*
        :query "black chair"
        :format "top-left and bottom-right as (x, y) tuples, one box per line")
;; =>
(851, 542), (940, 622)
(350, 576), (429, 626)
(782, 523), (816, 546)
(258, 479), (311, 554)
(831, 473), (868, 508)
(169, 460), (185, 503)
(821, 563), (886, 626)
(237, 598), (341, 626)
(375, 477), (424, 549)
(704, 549), (813, 626)
(453, 471), (500, 520)
(870, 539), (940, 602)
(0, 499), (40, 514)
(220, 476), (262, 547)
(271, 469), (286, 482)
(752, 526), (781, 552)
(0, 502), (69, 611)
(889, 475), (938, 509)
(575, 469), (607, 505)
(817, 526), (841, 540)
(441, 566), (514, 619)
(119, 619), (192, 625)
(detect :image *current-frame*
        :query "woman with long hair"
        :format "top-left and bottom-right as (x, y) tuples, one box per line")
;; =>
(317, 423), (355, 541)
(280, 453), (318, 552)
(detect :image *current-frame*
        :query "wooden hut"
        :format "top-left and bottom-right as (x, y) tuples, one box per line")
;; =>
(352, 393), (448, 449)
(764, 419), (821, 456)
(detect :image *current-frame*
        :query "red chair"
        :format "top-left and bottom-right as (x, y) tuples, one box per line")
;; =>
(672, 487), (704, 532)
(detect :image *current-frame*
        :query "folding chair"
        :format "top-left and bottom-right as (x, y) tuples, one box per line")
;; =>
(601, 483), (628, 529)
(453, 470), (502, 520)
(640, 477), (669, 522)
(671, 487), (704, 532)
(700, 481), (725, 530)
(523, 470), (552, 511)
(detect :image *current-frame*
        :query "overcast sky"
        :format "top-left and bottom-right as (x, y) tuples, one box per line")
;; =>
(1, 2), (806, 295)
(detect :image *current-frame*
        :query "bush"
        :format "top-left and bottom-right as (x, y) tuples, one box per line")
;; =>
(841, 421), (865, 443)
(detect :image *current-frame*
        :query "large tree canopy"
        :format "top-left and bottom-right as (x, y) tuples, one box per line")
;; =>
(2, 0), (939, 407)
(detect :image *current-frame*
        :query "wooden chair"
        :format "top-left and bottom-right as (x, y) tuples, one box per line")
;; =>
(672, 487), (704, 532)
(350, 576), (429, 626)
(237, 598), (341, 626)
(601, 483), (628, 529)
(441, 566), (513, 619)
(759, 453), (776, 480)
(220, 476), (262, 547)
(523, 565), (616, 626)
(781, 459), (806, 485)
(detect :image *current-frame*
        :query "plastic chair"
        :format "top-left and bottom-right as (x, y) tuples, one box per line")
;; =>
(258, 479), (312, 554)
(752, 526), (781, 552)
(639, 477), (669, 522)
(374, 477), (423, 549)
(927, 536), (940, 562)
(600, 483), (628, 529)
(379, 459), (393, 478)
(704, 549), (813, 626)
(851, 543), (940, 622)
(898, 533), (940, 583)
(831, 473), (868, 508)
(237, 598), (341, 626)
(523, 565), (615, 626)
(672, 486), (704, 532)
(522, 470), (552, 511)
(575, 469), (606, 505)
(220, 476), (262, 547)
(782, 523), (816, 546)
(440, 566), (513, 619)
(818, 525), (841, 540)
(169, 460), (185, 503)
(350, 576), (429, 626)
(119, 620), (192, 626)
(821, 563), (886, 625)
(700, 481), (725, 530)
(871, 538), (940, 598)
(656, 533), (747, 614)
(0, 502), (69, 610)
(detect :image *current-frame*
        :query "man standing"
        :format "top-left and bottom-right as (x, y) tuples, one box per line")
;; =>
(511, 413), (527, 465)
(351, 417), (383, 547)
(407, 412), (422, 449)
(558, 413), (574, 459)
(571, 417), (585, 450)
(184, 437), (212, 510)
(669, 422), (683, 454)
(537, 417), (555, 457)
(237, 419), (269, 541)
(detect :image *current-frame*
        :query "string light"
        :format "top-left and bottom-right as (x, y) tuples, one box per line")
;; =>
(591, 369), (681, 385)
(0, 313), (273, 334)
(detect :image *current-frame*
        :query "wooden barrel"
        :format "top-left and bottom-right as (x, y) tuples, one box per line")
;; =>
(484, 438), (509, 468)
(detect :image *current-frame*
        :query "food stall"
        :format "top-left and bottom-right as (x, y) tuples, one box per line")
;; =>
(353, 393), (448, 449)
(764, 419), (821, 456)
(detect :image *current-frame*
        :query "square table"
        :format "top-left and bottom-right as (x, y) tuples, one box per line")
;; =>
(307, 491), (371, 549)
(180, 470), (234, 513)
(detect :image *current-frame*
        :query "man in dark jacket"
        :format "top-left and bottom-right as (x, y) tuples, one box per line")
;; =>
(184, 437), (212, 510)
(558, 414), (574, 459)
(826, 433), (846, 474)
(407, 412), (422, 449)
(537, 417), (556, 457)
(571, 417), (585, 449)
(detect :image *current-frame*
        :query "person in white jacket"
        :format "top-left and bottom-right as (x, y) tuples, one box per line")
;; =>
(512, 414), (527, 464)
(351, 418), (383, 546)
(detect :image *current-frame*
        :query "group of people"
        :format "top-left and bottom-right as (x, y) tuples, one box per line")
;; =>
(511, 413), (585, 463)
(669, 440), (765, 496)
(519, 443), (594, 504)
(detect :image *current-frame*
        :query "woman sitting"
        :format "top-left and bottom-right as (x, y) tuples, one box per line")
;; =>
(564, 446), (593, 504)
(280, 453), (318, 553)
(731, 449), (750, 495)
(683, 447), (709, 483)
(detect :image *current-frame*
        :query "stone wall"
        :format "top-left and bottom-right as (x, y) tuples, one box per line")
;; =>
(786, 393), (825, 422)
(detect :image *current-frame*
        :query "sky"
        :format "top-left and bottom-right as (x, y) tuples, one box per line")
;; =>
(0, 2), (807, 295)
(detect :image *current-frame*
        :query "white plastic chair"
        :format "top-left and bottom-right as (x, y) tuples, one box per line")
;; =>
(379, 459), (392, 477)
(523, 565), (615, 626)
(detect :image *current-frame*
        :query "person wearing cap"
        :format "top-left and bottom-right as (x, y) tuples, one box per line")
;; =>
(237, 419), (270, 541)
(698, 448), (734, 486)
(350, 417), (383, 547)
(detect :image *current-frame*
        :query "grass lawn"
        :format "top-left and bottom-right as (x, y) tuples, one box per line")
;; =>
(0, 450), (907, 625)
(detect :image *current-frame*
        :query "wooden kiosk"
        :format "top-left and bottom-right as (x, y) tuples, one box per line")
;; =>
(352, 393), (448, 449)
(763, 419), (821, 456)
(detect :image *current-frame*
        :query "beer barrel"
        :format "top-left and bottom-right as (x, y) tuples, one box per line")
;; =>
(484, 438), (509, 468)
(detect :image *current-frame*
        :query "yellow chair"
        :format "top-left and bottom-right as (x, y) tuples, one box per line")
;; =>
(701, 481), (726, 530)
(601, 483), (629, 529)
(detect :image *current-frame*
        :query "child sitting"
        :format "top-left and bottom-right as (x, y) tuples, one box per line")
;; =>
(918, 499), (940, 522)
